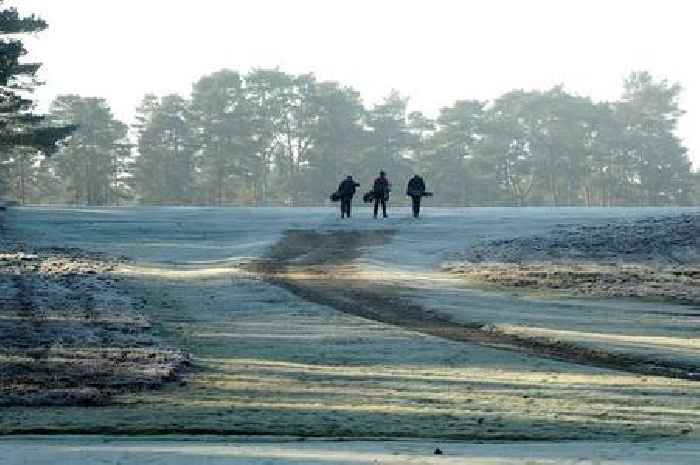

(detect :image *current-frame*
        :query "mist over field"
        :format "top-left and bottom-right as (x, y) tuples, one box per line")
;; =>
(3, 1), (700, 464)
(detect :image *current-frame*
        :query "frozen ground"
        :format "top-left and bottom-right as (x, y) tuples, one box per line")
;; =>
(0, 243), (188, 407)
(10, 206), (693, 266)
(2, 206), (700, 460)
(2, 436), (700, 465)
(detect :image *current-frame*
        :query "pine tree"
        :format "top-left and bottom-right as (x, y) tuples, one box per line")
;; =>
(131, 94), (196, 205)
(0, 2), (74, 198)
(50, 96), (129, 205)
(191, 70), (254, 205)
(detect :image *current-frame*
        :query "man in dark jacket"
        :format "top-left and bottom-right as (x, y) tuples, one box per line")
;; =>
(406, 174), (426, 218)
(372, 171), (390, 218)
(338, 175), (360, 218)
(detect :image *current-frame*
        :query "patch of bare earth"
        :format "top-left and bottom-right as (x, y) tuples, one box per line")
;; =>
(0, 241), (190, 407)
(245, 227), (700, 381)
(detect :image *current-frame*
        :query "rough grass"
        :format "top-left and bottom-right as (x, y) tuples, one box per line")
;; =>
(4, 255), (698, 439)
(447, 213), (700, 305)
(0, 244), (189, 407)
(3, 212), (700, 440)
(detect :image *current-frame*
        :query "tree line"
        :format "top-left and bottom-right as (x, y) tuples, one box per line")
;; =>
(1, 1), (696, 207)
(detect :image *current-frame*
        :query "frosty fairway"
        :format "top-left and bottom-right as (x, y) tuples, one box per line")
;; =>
(2, 207), (699, 442)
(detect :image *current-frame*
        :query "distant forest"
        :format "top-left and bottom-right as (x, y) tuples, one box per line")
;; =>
(1, 3), (696, 207)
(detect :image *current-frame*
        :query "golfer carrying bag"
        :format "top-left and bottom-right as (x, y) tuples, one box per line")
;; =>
(406, 174), (432, 218)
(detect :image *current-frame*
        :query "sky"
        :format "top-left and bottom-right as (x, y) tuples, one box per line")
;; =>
(13, 0), (700, 166)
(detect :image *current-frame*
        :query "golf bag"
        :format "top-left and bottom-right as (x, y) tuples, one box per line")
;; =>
(407, 190), (433, 197)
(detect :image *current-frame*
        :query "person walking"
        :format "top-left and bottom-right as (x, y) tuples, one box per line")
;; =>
(406, 174), (426, 218)
(372, 171), (391, 218)
(337, 175), (360, 218)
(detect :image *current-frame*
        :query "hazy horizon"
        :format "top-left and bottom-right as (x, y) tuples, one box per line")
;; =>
(15, 0), (700, 167)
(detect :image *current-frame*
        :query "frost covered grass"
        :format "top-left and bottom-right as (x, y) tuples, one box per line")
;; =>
(446, 213), (700, 305)
(5, 437), (700, 465)
(487, 324), (700, 367)
(2, 206), (700, 441)
(6, 267), (698, 440)
(438, 213), (700, 375)
(0, 238), (189, 408)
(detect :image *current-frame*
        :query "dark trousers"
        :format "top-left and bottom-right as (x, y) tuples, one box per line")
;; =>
(340, 197), (352, 218)
(411, 195), (421, 218)
(373, 197), (387, 218)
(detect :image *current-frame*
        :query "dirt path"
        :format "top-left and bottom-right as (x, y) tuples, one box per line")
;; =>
(246, 229), (700, 381)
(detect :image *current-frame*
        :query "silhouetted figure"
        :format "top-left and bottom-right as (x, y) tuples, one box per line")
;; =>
(407, 174), (426, 218)
(372, 171), (390, 218)
(337, 175), (360, 218)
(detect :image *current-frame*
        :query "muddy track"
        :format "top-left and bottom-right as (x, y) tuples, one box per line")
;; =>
(246, 229), (700, 381)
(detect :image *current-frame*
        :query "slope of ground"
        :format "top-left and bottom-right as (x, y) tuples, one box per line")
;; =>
(438, 213), (700, 373)
(2, 207), (699, 442)
(447, 213), (700, 303)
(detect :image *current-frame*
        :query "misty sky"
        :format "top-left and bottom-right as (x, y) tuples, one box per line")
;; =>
(15, 0), (700, 166)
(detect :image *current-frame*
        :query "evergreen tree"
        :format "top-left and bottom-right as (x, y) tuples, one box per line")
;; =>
(245, 69), (293, 205)
(0, 2), (74, 198)
(424, 100), (484, 205)
(615, 71), (691, 205)
(473, 90), (539, 206)
(303, 81), (365, 203)
(132, 94), (196, 205)
(359, 91), (415, 191)
(3, 146), (38, 204)
(190, 70), (254, 205)
(31, 155), (65, 204)
(50, 95), (129, 205)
